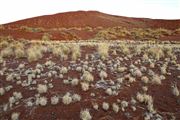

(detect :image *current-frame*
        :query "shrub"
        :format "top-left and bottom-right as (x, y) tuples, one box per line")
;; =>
(80, 109), (92, 120)
(105, 88), (113, 96)
(171, 84), (179, 97)
(112, 103), (119, 113)
(39, 97), (47, 106)
(60, 66), (68, 74)
(62, 92), (72, 105)
(148, 47), (164, 60)
(9, 96), (16, 105)
(119, 43), (130, 54)
(99, 71), (107, 80)
(14, 48), (25, 58)
(160, 66), (167, 75)
(0, 47), (14, 58)
(97, 43), (109, 60)
(72, 94), (81, 102)
(102, 102), (109, 111)
(37, 84), (48, 94)
(136, 92), (144, 103)
(81, 82), (89, 91)
(151, 75), (161, 85)
(136, 92), (153, 104)
(121, 101), (128, 111)
(71, 44), (81, 61)
(141, 76), (149, 84)
(13, 92), (23, 100)
(82, 71), (94, 83)
(117, 67), (127, 73)
(27, 45), (43, 62)
(11, 112), (20, 120)
(92, 103), (99, 110)
(51, 96), (59, 105)
(6, 74), (14, 81)
(42, 33), (50, 41)
(0, 87), (5, 96)
(71, 78), (79, 86)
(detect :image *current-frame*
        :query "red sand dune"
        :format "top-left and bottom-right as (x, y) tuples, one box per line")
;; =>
(1, 11), (180, 40)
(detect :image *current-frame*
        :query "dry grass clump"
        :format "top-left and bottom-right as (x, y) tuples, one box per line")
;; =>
(112, 103), (119, 113)
(11, 112), (20, 120)
(38, 96), (48, 106)
(0, 40), (9, 49)
(97, 43), (109, 60)
(51, 96), (59, 105)
(105, 88), (113, 95)
(82, 71), (94, 83)
(151, 75), (162, 85)
(136, 92), (153, 104)
(102, 102), (109, 111)
(99, 70), (107, 80)
(70, 44), (81, 61)
(147, 46), (164, 60)
(27, 45), (44, 62)
(92, 103), (99, 110)
(81, 82), (89, 91)
(80, 109), (92, 120)
(0, 87), (5, 96)
(42, 33), (50, 41)
(62, 92), (72, 105)
(171, 83), (179, 97)
(14, 43), (26, 58)
(141, 76), (149, 84)
(0, 47), (14, 58)
(72, 94), (81, 102)
(119, 43), (130, 54)
(71, 78), (79, 86)
(121, 101), (128, 111)
(60, 66), (68, 74)
(37, 84), (48, 94)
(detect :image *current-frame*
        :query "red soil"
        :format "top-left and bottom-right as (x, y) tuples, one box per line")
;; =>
(0, 11), (180, 40)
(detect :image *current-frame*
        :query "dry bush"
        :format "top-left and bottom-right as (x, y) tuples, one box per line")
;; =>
(92, 103), (99, 110)
(42, 33), (50, 41)
(27, 45), (43, 62)
(71, 78), (79, 86)
(72, 94), (81, 102)
(141, 76), (149, 84)
(0, 47), (14, 58)
(62, 92), (72, 105)
(80, 109), (92, 120)
(51, 96), (59, 105)
(119, 43), (130, 54)
(0, 40), (9, 49)
(0, 87), (5, 96)
(147, 46), (164, 60)
(39, 97), (48, 106)
(70, 44), (81, 61)
(112, 103), (119, 113)
(81, 82), (89, 91)
(11, 112), (20, 120)
(171, 84), (179, 97)
(37, 84), (48, 94)
(99, 71), (107, 80)
(14, 48), (25, 58)
(151, 75), (161, 85)
(102, 102), (109, 111)
(82, 71), (94, 83)
(97, 43), (109, 60)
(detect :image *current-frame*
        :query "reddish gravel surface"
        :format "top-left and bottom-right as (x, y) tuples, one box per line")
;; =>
(0, 42), (180, 120)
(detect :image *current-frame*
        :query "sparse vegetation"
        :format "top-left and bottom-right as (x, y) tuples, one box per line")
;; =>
(0, 39), (179, 119)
